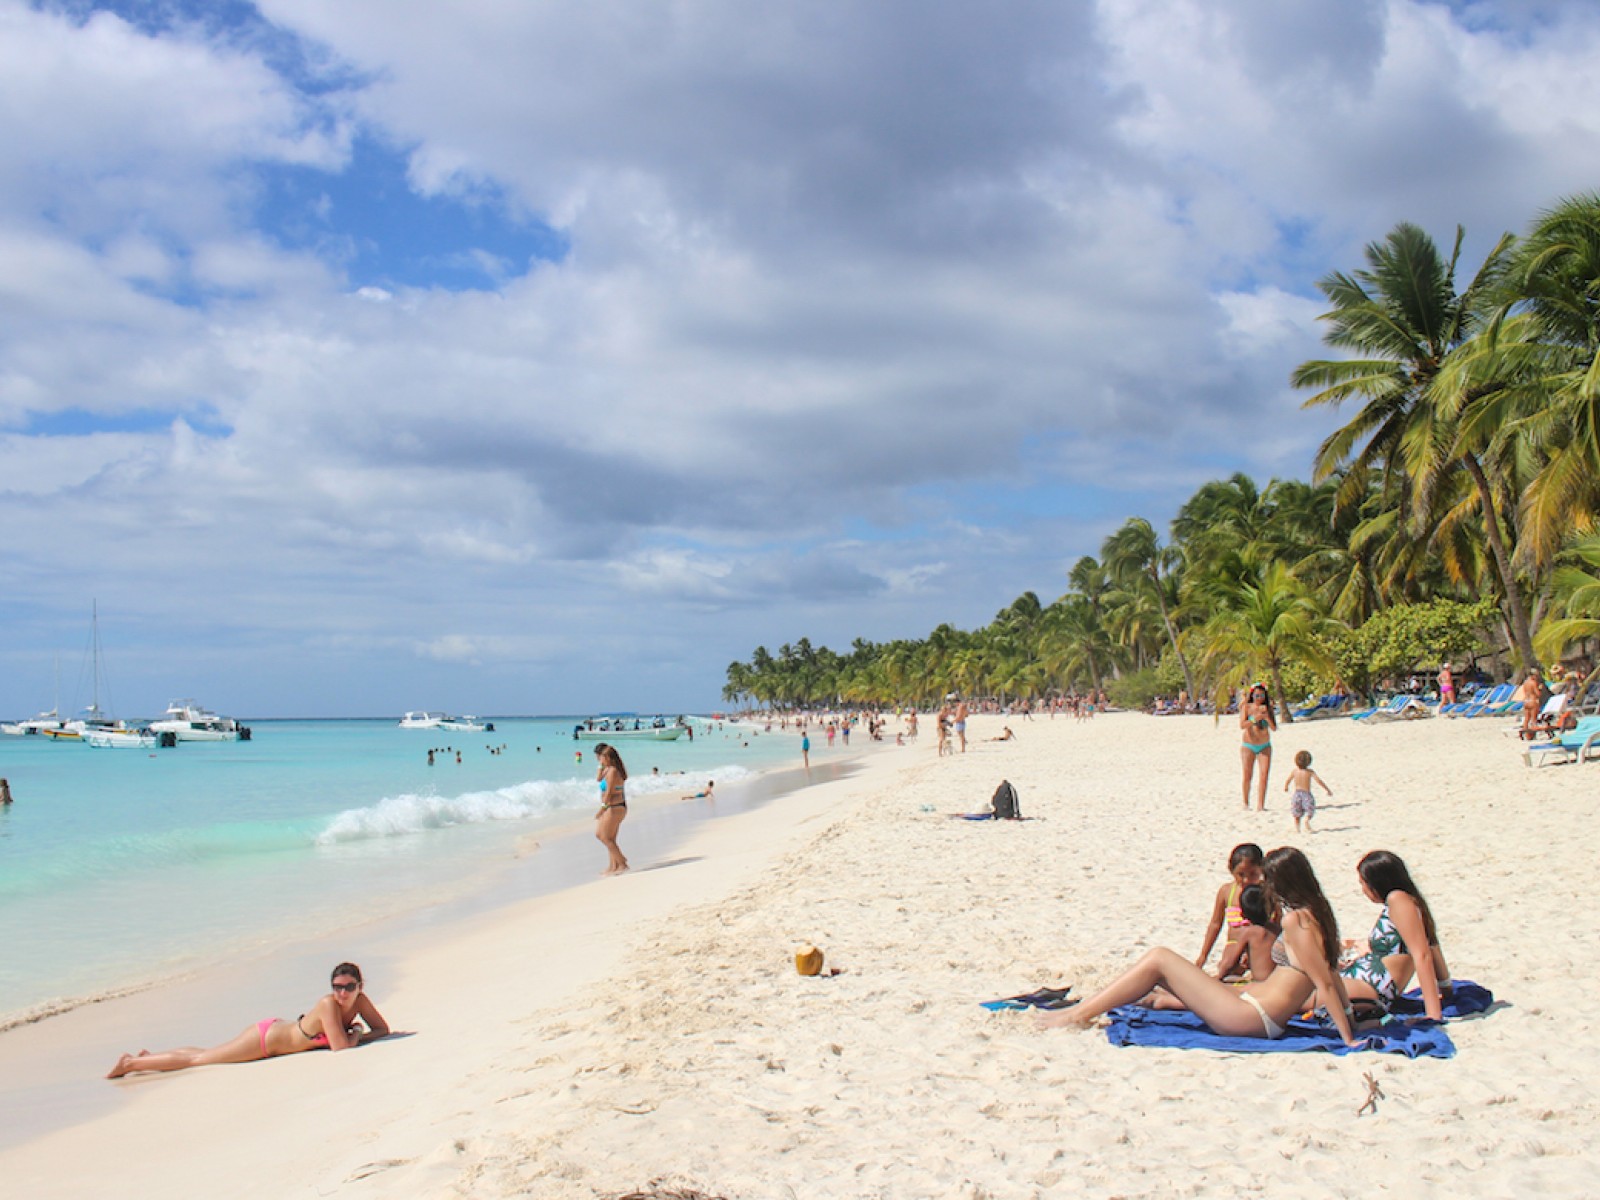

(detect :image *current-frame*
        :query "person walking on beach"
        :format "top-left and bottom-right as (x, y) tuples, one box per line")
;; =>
(1238, 683), (1277, 810)
(106, 962), (389, 1078)
(952, 694), (969, 753)
(1283, 751), (1332, 834)
(1437, 663), (1455, 706)
(800, 731), (810, 768)
(594, 742), (630, 875)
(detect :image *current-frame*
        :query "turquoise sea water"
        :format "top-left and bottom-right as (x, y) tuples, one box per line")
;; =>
(0, 717), (792, 1024)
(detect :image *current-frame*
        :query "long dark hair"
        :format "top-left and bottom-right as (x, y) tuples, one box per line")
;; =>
(1358, 850), (1437, 944)
(594, 742), (628, 781)
(331, 962), (362, 985)
(1262, 847), (1339, 967)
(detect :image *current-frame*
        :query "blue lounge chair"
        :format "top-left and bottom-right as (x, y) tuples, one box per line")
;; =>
(1524, 716), (1600, 767)
(1350, 695), (1410, 721)
(1438, 685), (1484, 716)
(1454, 683), (1513, 718)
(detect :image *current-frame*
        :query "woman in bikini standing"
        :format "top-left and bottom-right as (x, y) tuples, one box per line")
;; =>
(594, 742), (630, 875)
(1041, 847), (1359, 1045)
(1239, 682), (1276, 810)
(106, 962), (388, 1078)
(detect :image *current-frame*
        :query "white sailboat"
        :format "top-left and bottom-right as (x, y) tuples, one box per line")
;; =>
(54, 603), (144, 746)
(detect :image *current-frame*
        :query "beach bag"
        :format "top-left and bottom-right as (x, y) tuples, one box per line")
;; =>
(991, 779), (1021, 820)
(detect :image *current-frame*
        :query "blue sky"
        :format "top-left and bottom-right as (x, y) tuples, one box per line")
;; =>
(3, 0), (1599, 718)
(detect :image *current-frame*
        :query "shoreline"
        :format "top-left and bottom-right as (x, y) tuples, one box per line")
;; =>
(0, 740), (865, 1152)
(0, 720), (793, 1036)
(7, 712), (1597, 1196)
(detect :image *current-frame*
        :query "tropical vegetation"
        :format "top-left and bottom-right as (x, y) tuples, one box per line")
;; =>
(724, 195), (1600, 712)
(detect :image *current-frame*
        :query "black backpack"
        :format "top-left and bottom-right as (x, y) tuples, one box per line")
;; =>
(991, 779), (1021, 820)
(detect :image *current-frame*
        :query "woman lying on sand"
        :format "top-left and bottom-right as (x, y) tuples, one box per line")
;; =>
(106, 962), (388, 1079)
(1042, 847), (1359, 1045)
(1341, 850), (1452, 1021)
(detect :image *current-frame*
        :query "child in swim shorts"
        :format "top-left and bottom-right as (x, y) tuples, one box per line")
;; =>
(1283, 750), (1332, 833)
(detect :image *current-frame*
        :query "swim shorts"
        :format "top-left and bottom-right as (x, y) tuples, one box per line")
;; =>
(1290, 789), (1315, 819)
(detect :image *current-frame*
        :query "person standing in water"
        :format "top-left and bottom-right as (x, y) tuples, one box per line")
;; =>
(593, 742), (630, 875)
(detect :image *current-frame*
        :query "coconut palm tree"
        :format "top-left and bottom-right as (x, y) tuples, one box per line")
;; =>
(1186, 559), (1340, 721)
(1291, 221), (1540, 670)
(1102, 517), (1196, 695)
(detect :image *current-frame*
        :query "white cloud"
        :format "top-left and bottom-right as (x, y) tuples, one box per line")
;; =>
(4, 0), (1600, 713)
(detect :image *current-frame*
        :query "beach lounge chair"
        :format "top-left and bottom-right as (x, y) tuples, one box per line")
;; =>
(1523, 716), (1600, 767)
(1453, 683), (1512, 718)
(1438, 685), (1484, 716)
(1572, 683), (1600, 716)
(1518, 692), (1572, 739)
(1365, 696), (1432, 722)
(1351, 695), (1412, 721)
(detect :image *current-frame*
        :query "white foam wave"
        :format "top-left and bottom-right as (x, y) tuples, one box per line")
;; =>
(314, 778), (592, 844)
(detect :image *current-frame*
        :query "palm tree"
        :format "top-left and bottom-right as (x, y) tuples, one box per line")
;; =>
(1291, 221), (1540, 670)
(1473, 193), (1600, 568)
(1186, 559), (1340, 721)
(1102, 517), (1196, 696)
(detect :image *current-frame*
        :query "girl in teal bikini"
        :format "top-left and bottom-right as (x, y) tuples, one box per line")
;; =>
(1238, 683), (1277, 811)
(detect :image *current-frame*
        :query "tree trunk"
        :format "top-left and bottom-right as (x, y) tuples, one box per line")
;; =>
(1151, 566), (1198, 697)
(1462, 453), (1541, 672)
(1270, 661), (1294, 724)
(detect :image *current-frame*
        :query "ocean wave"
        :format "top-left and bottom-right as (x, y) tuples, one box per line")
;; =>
(314, 779), (589, 844)
(312, 764), (755, 845)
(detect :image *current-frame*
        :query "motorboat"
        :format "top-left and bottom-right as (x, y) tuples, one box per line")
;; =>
(572, 716), (686, 741)
(1, 709), (67, 737)
(85, 727), (160, 749)
(149, 700), (251, 742)
(399, 711), (492, 732)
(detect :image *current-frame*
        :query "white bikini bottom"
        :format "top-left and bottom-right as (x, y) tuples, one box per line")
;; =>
(1241, 990), (1286, 1039)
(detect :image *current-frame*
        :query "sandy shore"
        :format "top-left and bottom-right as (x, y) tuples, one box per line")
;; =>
(4, 710), (1596, 1198)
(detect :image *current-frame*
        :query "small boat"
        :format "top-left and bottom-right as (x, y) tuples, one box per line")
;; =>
(85, 727), (160, 749)
(572, 717), (686, 741)
(1, 709), (67, 737)
(149, 700), (251, 742)
(399, 711), (492, 732)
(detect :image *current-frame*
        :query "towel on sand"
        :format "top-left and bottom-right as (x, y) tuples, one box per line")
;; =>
(1103, 1007), (1457, 1057)
(1390, 979), (1494, 1020)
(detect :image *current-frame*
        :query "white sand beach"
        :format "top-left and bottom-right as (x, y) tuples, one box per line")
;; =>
(3, 711), (1596, 1198)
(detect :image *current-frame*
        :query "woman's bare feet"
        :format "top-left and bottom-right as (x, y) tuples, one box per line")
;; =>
(1036, 1007), (1095, 1031)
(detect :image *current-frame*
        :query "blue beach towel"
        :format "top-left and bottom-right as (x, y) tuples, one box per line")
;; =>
(1389, 979), (1494, 1020)
(1102, 1007), (1456, 1057)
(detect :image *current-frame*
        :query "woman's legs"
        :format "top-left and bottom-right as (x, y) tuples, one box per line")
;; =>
(596, 808), (629, 874)
(1239, 747), (1256, 808)
(1253, 747), (1272, 810)
(1041, 948), (1273, 1037)
(106, 1024), (268, 1078)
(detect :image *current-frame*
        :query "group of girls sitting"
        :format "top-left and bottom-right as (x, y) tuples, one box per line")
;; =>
(1041, 844), (1450, 1044)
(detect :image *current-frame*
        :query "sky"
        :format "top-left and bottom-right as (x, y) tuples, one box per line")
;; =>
(2, 0), (1599, 719)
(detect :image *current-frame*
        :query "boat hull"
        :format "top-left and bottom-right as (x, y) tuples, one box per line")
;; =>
(573, 727), (684, 741)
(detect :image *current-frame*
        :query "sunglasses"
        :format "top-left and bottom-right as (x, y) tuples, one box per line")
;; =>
(332, 981), (360, 994)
